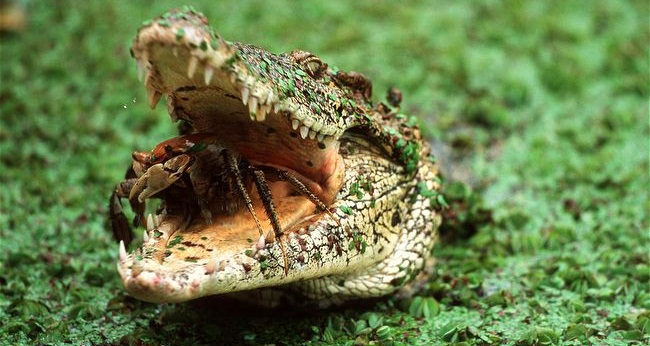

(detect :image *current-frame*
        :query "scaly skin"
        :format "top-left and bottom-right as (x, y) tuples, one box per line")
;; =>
(115, 8), (443, 307)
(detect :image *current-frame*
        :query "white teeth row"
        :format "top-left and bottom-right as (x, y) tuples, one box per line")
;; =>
(241, 86), (275, 122)
(293, 119), (330, 142)
(135, 52), (163, 109)
(247, 95), (331, 142)
(187, 55), (218, 86)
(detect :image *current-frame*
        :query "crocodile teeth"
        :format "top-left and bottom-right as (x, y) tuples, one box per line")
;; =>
(308, 129), (317, 140)
(143, 69), (152, 87)
(273, 103), (281, 113)
(119, 240), (127, 262)
(291, 119), (300, 130)
(136, 60), (145, 82)
(256, 104), (268, 121)
(204, 66), (214, 85)
(147, 88), (162, 109)
(146, 214), (155, 231)
(317, 133), (325, 142)
(143, 230), (150, 243)
(256, 234), (266, 249)
(241, 87), (250, 105)
(266, 90), (274, 104)
(248, 97), (258, 118)
(299, 126), (309, 139)
(187, 55), (199, 78)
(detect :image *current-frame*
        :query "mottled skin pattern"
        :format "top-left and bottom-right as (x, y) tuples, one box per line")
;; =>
(115, 8), (442, 307)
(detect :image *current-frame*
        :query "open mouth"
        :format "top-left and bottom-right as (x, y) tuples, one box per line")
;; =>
(116, 11), (362, 302)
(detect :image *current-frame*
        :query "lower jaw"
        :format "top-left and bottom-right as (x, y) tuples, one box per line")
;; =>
(118, 183), (328, 303)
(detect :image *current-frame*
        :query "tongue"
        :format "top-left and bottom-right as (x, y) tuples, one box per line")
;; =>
(158, 193), (318, 263)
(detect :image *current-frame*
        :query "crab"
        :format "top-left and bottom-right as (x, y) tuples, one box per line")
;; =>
(109, 132), (337, 274)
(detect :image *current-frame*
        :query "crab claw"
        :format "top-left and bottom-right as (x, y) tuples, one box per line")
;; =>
(129, 154), (195, 202)
(129, 163), (178, 202)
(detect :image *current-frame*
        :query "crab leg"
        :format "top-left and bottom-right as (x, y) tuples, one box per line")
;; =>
(109, 177), (142, 245)
(223, 150), (265, 237)
(251, 168), (289, 275)
(276, 169), (339, 225)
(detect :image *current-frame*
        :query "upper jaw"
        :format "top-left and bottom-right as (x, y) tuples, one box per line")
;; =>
(129, 9), (363, 198)
(131, 9), (354, 141)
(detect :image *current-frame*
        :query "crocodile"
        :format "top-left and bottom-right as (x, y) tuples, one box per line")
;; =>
(112, 8), (443, 307)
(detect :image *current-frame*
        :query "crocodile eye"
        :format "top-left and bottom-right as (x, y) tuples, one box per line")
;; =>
(289, 50), (328, 78)
(305, 58), (325, 77)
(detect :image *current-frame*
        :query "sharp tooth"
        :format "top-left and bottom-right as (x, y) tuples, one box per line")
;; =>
(146, 214), (155, 231)
(257, 234), (266, 249)
(266, 90), (274, 104)
(136, 60), (145, 81)
(241, 87), (250, 105)
(273, 103), (281, 113)
(147, 89), (162, 109)
(256, 105), (267, 122)
(187, 56), (199, 78)
(300, 126), (309, 139)
(255, 105), (266, 121)
(204, 66), (214, 85)
(230, 75), (237, 85)
(291, 119), (300, 130)
(144, 69), (152, 87)
(265, 230), (276, 243)
(308, 129), (317, 140)
(143, 230), (150, 243)
(248, 97), (258, 117)
(119, 240), (127, 261)
(317, 133), (325, 142)
(155, 214), (162, 227)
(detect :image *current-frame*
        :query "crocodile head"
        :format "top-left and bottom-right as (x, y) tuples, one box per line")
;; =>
(117, 8), (442, 307)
